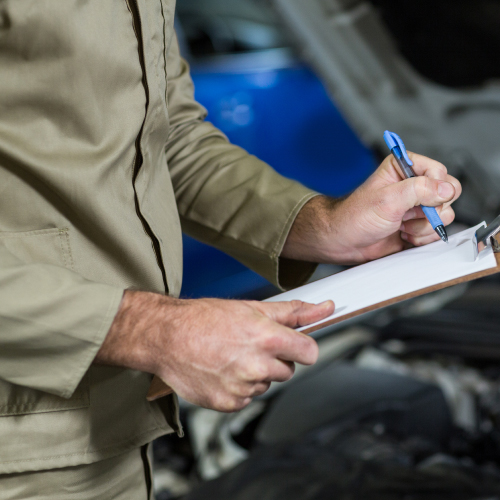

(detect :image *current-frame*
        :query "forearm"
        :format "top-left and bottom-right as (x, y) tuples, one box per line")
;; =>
(94, 289), (331, 412)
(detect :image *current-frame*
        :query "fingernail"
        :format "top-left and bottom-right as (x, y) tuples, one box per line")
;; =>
(438, 181), (454, 200)
(401, 232), (408, 242)
(319, 300), (334, 308)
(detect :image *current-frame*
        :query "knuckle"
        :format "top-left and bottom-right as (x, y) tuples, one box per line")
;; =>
(289, 300), (303, 312)
(213, 393), (242, 413)
(273, 363), (294, 383)
(451, 178), (462, 198)
(227, 380), (247, 398)
(403, 233), (416, 245)
(282, 364), (295, 382)
(310, 340), (319, 363)
(225, 400), (241, 413)
(301, 337), (319, 365)
(238, 398), (252, 411)
(211, 392), (229, 412)
(417, 176), (430, 193)
(252, 382), (271, 397)
(259, 333), (282, 353)
(401, 222), (414, 236)
(432, 161), (447, 176)
(254, 316), (270, 338)
(242, 361), (268, 382)
(438, 162), (447, 175)
(250, 315), (272, 336)
(443, 207), (456, 224)
(412, 177), (431, 202)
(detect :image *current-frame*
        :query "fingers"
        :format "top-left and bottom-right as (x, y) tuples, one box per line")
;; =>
(259, 321), (320, 366)
(239, 359), (295, 386)
(250, 300), (331, 365)
(380, 152), (461, 207)
(257, 299), (335, 328)
(406, 152), (448, 180)
(250, 382), (272, 397)
(238, 361), (294, 400)
(262, 359), (296, 384)
(380, 152), (448, 184)
(216, 381), (272, 412)
(401, 206), (455, 234)
(401, 231), (439, 246)
(443, 173), (462, 207)
(382, 176), (455, 222)
(234, 382), (272, 400)
(401, 206), (456, 245)
(402, 154), (462, 207)
(181, 298), (330, 413)
(217, 360), (294, 412)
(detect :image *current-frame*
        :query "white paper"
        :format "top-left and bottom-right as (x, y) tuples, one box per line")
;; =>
(265, 224), (497, 331)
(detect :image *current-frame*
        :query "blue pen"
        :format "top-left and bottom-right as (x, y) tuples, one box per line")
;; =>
(384, 131), (448, 243)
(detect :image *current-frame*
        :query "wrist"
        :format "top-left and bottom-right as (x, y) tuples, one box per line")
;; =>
(281, 195), (345, 264)
(94, 289), (171, 375)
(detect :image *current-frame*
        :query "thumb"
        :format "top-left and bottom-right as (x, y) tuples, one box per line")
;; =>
(257, 300), (335, 328)
(385, 177), (455, 216)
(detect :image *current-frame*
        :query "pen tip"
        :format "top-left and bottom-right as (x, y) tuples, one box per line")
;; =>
(435, 225), (448, 243)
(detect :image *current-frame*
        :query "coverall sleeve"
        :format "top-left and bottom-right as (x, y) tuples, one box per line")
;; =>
(165, 35), (319, 290)
(0, 240), (123, 398)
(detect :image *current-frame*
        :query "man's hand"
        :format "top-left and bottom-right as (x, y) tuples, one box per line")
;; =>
(95, 291), (334, 412)
(282, 152), (462, 264)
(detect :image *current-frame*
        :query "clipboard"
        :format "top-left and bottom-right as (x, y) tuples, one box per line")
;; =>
(299, 251), (500, 334)
(147, 225), (500, 402)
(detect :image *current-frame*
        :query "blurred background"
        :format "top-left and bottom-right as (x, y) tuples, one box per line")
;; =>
(179, 0), (500, 301)
(177, 0), (377, 300)
(155, 1), (500, 499)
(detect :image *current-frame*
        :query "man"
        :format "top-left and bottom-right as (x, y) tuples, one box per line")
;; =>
(0, 0), (460, 498)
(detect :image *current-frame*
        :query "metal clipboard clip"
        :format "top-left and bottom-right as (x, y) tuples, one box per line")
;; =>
(473, 214), (500, 261)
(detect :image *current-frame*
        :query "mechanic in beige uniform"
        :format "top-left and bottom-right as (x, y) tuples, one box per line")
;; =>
(0, 1), (461, 498)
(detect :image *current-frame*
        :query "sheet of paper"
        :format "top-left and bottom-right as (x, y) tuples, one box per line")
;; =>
(265, 223), (497, 331)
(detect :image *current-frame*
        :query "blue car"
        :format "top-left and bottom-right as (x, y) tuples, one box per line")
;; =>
(176, 0), (376, 299)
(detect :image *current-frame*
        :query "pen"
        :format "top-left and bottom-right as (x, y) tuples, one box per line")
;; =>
(384, 130), (448, 243)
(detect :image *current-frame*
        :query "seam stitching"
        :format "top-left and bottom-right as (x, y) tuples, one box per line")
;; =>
(0, 229), (61, 238)
(63, 230), (75, 271)
(57, 230), (69, 269)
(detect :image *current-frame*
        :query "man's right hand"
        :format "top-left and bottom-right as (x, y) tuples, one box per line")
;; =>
(95, 290), (334, 412)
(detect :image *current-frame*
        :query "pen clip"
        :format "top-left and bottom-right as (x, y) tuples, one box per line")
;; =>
(384, 131), (413, 166)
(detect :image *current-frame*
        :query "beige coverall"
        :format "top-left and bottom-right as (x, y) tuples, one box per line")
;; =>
(0, 0), (317, 496)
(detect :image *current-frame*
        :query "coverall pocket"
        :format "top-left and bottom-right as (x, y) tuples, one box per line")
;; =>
(0, 227), (75, 271)
(0, 227), (90, 416)
(0, 377), (90, 417)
